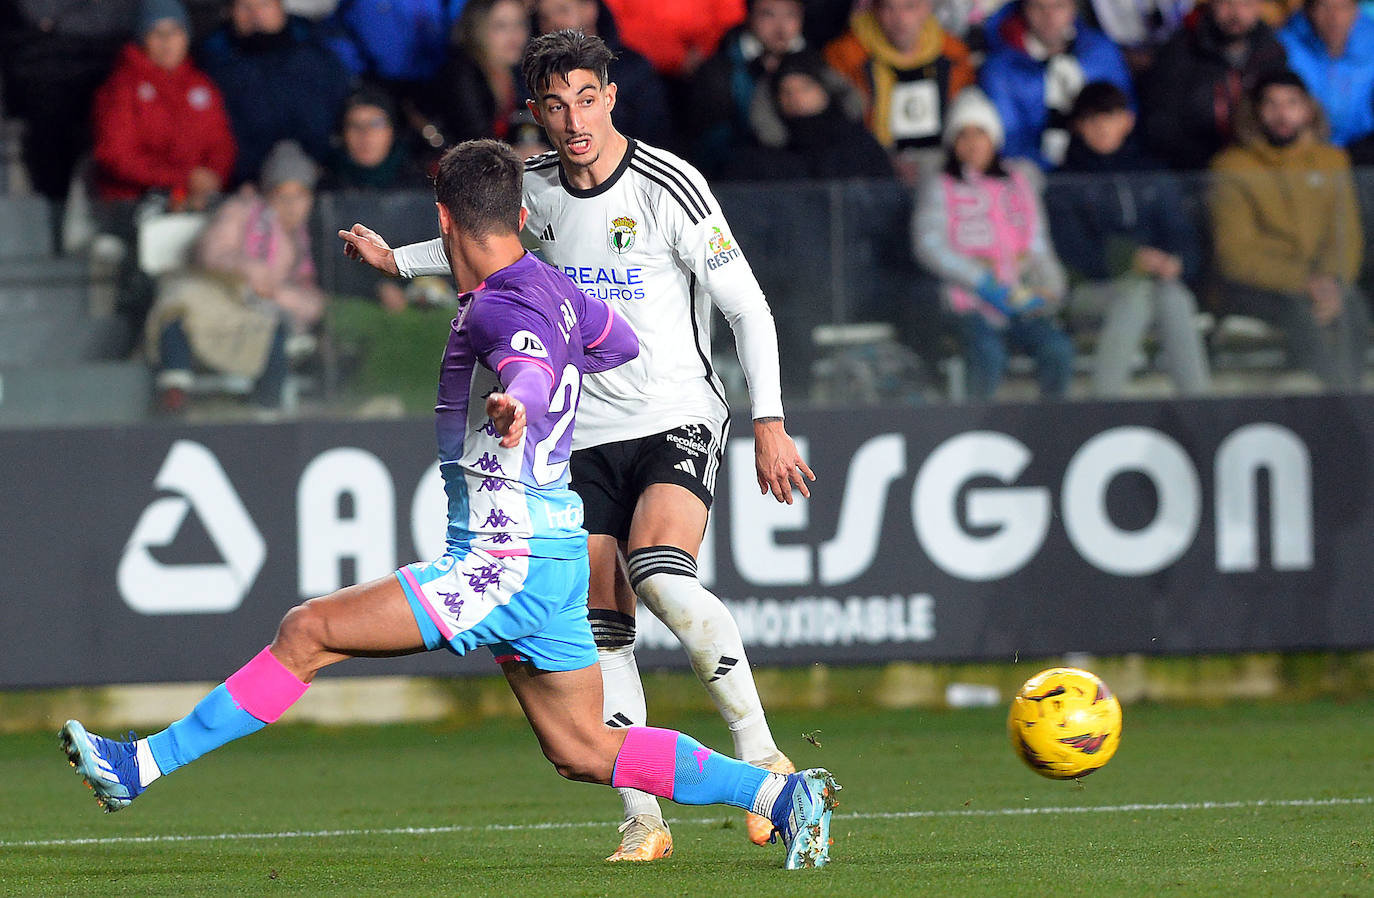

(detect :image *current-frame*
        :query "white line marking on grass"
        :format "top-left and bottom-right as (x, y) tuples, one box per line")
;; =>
(851, 796), (1374, 820)
(6, 797), (1369, 850)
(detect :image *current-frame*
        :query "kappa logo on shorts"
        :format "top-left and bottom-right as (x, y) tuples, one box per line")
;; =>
(117, 440), (266, 615)
(467, 563), (503, 594)
(436, 590), (465, 617)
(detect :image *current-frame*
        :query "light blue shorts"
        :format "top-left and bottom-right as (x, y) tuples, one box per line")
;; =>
(395, 547), (596, 672)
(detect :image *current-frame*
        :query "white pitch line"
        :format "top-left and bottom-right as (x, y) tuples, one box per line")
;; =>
(5, 796), (1369, 850)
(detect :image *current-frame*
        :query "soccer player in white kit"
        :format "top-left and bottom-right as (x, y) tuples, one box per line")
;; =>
(340, 30), (814, 862)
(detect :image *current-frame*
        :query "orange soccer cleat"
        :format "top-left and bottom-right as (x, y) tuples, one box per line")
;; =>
(605, 813), (674, 862)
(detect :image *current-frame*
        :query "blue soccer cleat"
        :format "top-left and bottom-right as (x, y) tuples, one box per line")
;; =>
(59, 720), (144, 813)
(770, 767), (841, 869)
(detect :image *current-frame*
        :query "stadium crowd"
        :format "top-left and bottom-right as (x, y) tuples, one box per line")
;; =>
(2, 0), (1373, 408)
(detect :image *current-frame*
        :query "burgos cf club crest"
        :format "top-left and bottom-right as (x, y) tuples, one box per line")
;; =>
(609, 215), (637, 254)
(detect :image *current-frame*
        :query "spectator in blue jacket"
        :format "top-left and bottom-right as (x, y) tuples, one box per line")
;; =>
(1048, 81), (1211, 397)
(979, 0), (1133, 168)
(199, 0), (352, 184)
(1082, 0), (1195, 73)
(323, 0), (466, 88)
(1280, 0), (1374, 147)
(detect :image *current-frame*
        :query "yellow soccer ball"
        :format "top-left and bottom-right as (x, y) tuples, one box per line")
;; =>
(1008, 667), (1122, 779)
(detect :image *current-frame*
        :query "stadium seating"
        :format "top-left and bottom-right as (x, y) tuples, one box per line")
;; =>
(0, 193), (148, 427)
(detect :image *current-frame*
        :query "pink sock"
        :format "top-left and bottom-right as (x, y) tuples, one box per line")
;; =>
(611, 726), (679, 799)
(611, 726), (773, 810)
(224, 646), (310, 723)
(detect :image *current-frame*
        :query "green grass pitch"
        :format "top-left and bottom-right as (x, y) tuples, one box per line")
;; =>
(2, 694), (1371, 897)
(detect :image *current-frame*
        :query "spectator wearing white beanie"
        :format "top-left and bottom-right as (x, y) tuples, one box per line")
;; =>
(942, 87), (1005, 151)
(913, 83), (1074, 400)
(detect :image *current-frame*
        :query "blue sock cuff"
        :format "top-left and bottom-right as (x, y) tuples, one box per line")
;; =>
(734, 762), (772, 811)
(148, 683), (266, 775)
(668, 732), (770, 811)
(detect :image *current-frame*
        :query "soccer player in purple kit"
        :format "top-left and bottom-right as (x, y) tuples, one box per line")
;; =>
(58, 139), (839, 870)
(342, 30), (813, 862)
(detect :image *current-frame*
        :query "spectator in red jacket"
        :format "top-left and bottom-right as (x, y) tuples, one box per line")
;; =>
(92, 0), (236, 209)
(602, 0), (745, 77)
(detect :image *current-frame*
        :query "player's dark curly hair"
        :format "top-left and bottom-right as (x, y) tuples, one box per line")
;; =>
(432, 139), (523, 240)
(521, 29), (615, 99)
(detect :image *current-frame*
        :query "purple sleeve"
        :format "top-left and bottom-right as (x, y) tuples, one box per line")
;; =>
(500, 363), (553, 422)
(578, 292), (640, 373)
(467, 293), (560, 388)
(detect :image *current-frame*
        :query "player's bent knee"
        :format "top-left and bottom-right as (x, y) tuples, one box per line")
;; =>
(273, 601), (329, 659)
(540, 730), (619, 784)
(543, 745), (613, 784)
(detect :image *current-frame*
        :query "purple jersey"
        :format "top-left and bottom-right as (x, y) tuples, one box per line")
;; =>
(435, 252), (638, 559)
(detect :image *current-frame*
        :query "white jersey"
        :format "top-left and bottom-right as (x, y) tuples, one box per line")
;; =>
(395, 138), (784, 449)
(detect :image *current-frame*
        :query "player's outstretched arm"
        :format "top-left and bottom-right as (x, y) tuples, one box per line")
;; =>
(580, 294), (640, 373)
(754, 416), (814, 505)
(337, 223), (401, 276)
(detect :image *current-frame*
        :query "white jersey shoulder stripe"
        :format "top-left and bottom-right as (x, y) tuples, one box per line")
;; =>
(635, 145), (711, 217)
(628, 162), (705, 225)
(524, 153), (559, 172)
(633, 151), (708, 214)
(630, 151), (710, 221)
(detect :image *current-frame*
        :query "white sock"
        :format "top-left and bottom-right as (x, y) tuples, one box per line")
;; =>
(591, 612), (663, 822)
(627, 546), (781, 764)
(729, 710), (778, 764)
(749, 772), (789, 818)
(134, 739), (163, 789)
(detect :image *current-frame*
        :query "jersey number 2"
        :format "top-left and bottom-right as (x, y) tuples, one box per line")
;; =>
(532, 364), (580, 486)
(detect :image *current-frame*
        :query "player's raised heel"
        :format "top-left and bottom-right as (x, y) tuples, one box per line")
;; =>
(771, 767), (841, 870)
(59, 720), (145, 813)
(605, 813), (674, 862)
(746, 753), (796, 846)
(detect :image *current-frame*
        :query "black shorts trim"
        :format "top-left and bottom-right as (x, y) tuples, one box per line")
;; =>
(571, 423), (727, 540)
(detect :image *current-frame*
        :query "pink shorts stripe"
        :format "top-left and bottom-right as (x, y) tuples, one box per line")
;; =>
(611, 726), (679, 800)
(496, 355), (555, 384)
(487, 548), (530, 557)
(224, 647), (309, 724)
(586, 308), (617, 350)
(401, 565), (455, 640)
